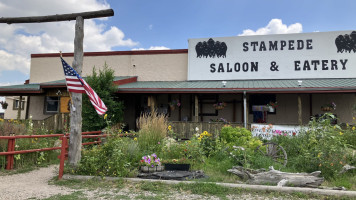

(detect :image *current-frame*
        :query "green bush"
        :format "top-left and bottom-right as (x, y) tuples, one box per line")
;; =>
(82, 64), (124, 131)
(271, 113), (355, 179)
(219, 126), (261, 148)
(75, 136), (140, 177)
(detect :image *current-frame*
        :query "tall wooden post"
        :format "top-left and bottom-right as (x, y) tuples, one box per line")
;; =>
(194, 95), (199, 122)
(298, 95), (303, 125)
(17, 95), (22, 120)
(68, 16), (84, 166)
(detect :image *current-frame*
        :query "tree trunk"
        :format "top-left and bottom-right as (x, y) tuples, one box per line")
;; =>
(68, 16), (84, 166)
(228, 166), (324, 188)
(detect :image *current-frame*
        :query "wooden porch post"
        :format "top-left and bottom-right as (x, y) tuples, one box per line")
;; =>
(194, 95), (199, 122)
(243, 91), (247, 128)
(298, 94), (303, 125)
(17, 95), (22, 120)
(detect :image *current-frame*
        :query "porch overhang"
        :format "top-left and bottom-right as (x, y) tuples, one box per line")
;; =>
(116, 78), (356, 94)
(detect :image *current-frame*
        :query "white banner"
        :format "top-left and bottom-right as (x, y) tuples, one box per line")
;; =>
(188, 31), (356, 80)
(250, 124), (303, 140)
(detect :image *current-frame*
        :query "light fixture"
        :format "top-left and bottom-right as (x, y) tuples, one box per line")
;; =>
(222, 81), (227, 87)
(298, 80), (302, 87)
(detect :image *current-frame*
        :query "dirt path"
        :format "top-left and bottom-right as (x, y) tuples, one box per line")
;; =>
(0, 165), (73, 200)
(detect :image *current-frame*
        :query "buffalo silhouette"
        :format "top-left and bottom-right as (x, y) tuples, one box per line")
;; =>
(335, 31), (356, 53)
(195, 38), (227, 58)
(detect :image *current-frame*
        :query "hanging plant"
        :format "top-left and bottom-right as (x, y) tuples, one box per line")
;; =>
(213, 102), (226, 110)
(0, 101), (8, 109)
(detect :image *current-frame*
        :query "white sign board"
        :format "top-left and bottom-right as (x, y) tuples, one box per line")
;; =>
(188, 31), (356, 80)
(251, 124), (303, 140)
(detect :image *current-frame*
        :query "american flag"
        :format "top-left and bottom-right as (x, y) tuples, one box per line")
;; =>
(61, 57), (107, 115)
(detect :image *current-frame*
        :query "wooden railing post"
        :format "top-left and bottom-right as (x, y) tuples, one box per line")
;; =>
(6, 137), (15, 170)
(58, 136), (68, 180)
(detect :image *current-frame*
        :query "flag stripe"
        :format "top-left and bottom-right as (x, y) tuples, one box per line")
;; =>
(60, 57), (107, 115)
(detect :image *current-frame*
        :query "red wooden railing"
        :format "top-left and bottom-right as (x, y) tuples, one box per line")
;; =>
(0, 131), (104, 170)
(0, 131), (136, 180)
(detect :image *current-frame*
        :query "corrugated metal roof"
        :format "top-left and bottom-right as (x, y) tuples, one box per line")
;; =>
(117, 78), (356, 93)
(0, 84), (40, 91)
(41, 76), (133, 85)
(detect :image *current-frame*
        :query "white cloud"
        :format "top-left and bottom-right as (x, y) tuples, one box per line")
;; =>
(132, 46), (170, 50)
(149, 24), (153, 30)
(239, 19), (303, 36)
(0, 0), (138, 80)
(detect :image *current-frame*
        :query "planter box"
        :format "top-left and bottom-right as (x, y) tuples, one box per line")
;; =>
(140, 165), (164, 173)
(164, 163), (190, 171)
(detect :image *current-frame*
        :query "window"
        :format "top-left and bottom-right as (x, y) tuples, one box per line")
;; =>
(45, 96), (59, 114)
(13, 99), (25, 110)
(249, 94), (276, 114)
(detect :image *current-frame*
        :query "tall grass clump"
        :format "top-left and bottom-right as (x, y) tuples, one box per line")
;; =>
(136, 110), (168, 153)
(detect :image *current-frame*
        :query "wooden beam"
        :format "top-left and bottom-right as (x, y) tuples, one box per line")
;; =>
(0, 9), (114, 24)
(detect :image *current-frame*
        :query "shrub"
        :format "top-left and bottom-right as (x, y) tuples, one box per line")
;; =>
(272, 113), (355, 179)
(76, 136), (140, 177)
(219, 126), (252, 146)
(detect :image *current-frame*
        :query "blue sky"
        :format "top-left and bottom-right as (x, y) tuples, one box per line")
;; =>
(0, 0), (356, 111)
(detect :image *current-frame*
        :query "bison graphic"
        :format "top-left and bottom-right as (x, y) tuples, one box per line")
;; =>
(335, 31), (356, 53)
(195, 38), (227, 58)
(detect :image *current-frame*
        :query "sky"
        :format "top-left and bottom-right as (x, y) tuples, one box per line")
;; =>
(0, 0), (356, 111)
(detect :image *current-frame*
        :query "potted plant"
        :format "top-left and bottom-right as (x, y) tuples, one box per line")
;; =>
(139, 153), (164, 173)
(169, 99), (181, 111)
(162, 158), (190, 171)
(0, 101), (8, 109)
(213, 102), (226, 110)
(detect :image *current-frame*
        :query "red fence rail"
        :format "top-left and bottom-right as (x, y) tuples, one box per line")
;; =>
(0, 131), (104, 170)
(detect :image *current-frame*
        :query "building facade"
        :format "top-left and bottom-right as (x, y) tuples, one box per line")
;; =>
(1, 31), (356, 132)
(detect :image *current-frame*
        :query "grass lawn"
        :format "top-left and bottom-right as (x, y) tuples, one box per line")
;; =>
(47, 178), (355, 200)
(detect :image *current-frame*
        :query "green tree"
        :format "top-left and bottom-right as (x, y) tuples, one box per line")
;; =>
(82, 63), (124, 131)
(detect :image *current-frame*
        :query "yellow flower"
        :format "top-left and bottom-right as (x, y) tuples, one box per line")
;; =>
(347, 123), (349, 127)
(104, 114), (107, 120)
(319, 163), (322, 167)
(353, 127), (355, 131)
(339, 132), (344, 136)
(317, 153), (321, 158)
(168, 125), (172, 131)
(134, 137), (137, 141)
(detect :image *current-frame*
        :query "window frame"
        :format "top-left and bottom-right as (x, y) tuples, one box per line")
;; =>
(44, 96), (60, 114)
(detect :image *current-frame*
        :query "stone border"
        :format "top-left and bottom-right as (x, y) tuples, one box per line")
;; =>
(62, 174), (356, 198)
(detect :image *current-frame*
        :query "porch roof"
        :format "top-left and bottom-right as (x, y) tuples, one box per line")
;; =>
(0, 76), (137, 96)
(116, 78), (356, 93)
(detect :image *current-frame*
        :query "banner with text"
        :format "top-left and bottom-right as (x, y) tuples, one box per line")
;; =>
(188, 31), (356, 80)
(250, 124), (303, 140)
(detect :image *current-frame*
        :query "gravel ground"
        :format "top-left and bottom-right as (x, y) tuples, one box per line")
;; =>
(0, 165), (73, 200)
(0, 166), (317, 200)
